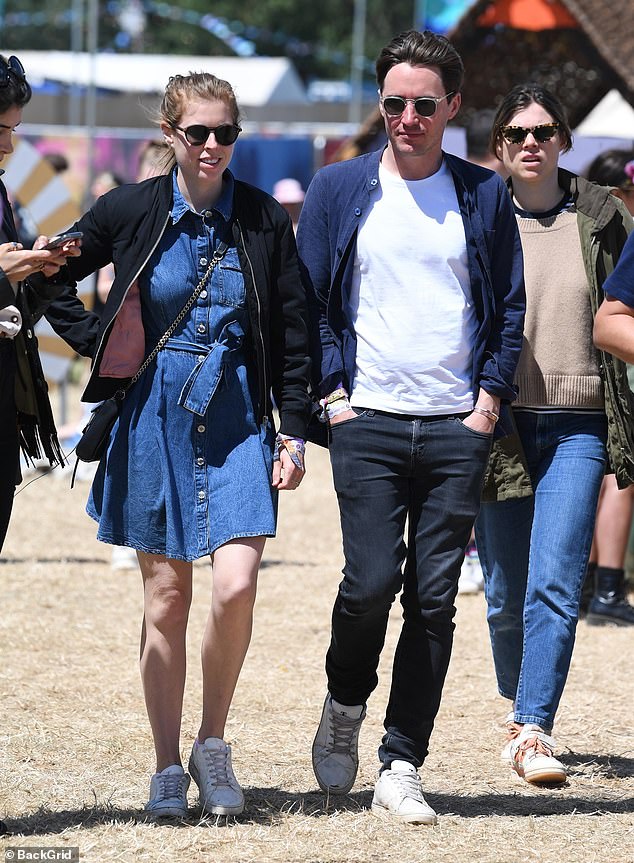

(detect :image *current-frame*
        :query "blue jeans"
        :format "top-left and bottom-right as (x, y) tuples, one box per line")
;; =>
(326, 408), (492, 768)
(475, 411), (608, 732)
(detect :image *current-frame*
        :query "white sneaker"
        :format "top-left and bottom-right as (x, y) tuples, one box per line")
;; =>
(188, 737), (245, 815)
(144, 764), (190, 819)
(111, 545), (138, 571)
(509, 725), (567, 784)
(371, 761), (437, 825)
(458, 548), (485, 594)
(312, 694), (366, 794)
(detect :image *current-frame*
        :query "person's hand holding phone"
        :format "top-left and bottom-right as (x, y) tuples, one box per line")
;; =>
(33, 231), (82, 277)
(0, 240), (71, 284)
(42, 231), (83, 251)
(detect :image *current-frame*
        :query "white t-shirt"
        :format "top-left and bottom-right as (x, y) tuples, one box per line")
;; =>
(348, 160), (476, 415)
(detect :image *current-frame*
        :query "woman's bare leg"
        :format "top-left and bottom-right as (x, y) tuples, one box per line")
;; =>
(138, 552), (193, 771)
(197, 537), (265, 742)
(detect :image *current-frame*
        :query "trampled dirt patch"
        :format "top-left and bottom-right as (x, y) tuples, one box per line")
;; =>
(1, 438), (633, 862)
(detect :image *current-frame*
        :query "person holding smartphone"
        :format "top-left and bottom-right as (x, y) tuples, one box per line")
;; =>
(0, 54), (83, 554)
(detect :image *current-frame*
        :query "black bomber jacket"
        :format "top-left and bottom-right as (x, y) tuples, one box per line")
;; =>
(44, 169), (311, 440)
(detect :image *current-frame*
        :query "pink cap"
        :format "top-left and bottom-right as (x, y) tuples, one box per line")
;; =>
(273, 178), (305, 204)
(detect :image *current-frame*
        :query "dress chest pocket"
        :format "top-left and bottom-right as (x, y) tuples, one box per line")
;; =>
(216, 247), (246, 308)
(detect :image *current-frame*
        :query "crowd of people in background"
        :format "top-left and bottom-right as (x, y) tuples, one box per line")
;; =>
(2, 25), (634, 832)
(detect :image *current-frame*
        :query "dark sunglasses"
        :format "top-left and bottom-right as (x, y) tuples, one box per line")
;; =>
(501, 123), (559, 145)
(0, 55), (26, 88)
(380, 92), (455, 118)
(172, 123), (241, 147)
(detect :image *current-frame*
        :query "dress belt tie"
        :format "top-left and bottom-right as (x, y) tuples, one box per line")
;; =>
(162, 320), (245, 416)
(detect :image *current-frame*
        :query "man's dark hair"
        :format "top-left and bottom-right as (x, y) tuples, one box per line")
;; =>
(489, 83), (573, 155)
(0, 55), (32, 114)
(376, 30), (464, 96)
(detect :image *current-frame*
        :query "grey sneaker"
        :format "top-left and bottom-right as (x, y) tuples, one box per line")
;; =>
(312, 693), (366, 794)
(144, 764), (190, 819)
(371, 760), (437, 825)
(188, 737), (245, 815)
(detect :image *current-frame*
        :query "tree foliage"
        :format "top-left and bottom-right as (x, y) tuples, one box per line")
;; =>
(1, 0), (419, 82)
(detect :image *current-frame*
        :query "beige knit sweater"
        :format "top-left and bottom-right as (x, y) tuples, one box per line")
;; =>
(514, 207), (604, 409)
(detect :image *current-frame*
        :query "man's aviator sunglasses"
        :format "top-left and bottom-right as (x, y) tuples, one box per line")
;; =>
(501, 123), (559, 145)
(0, 55), (26, 87)
(379, 92), (455, 118)
(171, 123), (241, 147)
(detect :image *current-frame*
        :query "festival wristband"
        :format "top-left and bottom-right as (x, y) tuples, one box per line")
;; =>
(274, 434), (306, 470)
(319, 387), (350, 422)
(325, 398), (352, 420)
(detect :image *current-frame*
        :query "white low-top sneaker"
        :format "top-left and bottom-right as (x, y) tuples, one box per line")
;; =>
(312, 694), (366, 794)
(144, 764), (190, 819)
(188, 737), (244, 815)
(111, 545), (138, 571)
(509, 725), (567, 784)
(371, 760), (437, 825)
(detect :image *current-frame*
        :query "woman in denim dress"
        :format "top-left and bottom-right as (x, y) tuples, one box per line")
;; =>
(52, 73), (311, 818)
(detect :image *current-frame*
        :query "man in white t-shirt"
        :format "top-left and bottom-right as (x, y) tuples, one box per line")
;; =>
(297, 29), (525, 824)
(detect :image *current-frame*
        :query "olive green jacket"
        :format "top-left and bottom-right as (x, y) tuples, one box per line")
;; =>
(482, 169), (634, 501)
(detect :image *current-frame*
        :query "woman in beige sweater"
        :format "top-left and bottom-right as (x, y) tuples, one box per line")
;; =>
(475, 84), (633, 787)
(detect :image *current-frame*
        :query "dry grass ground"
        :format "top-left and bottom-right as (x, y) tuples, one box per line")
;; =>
(1, 437), (633, 862)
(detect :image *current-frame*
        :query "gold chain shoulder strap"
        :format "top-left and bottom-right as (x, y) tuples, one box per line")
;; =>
(127, 240), (229, 388)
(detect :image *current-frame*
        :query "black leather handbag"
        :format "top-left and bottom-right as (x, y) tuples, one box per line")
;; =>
(75, 393), (123, 462)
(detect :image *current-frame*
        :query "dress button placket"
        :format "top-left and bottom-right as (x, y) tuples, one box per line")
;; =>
(195, 415), (208, 537)
(194, 218), (215, 550)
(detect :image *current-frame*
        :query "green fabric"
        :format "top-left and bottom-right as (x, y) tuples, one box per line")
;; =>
(481, 408), (533, 502)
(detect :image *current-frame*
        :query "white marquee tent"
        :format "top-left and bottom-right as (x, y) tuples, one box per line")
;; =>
(10, 51), (308, 106)
(575, 89), (634, 139)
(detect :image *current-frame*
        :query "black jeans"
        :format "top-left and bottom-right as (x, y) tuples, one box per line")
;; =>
(326, 408), (492, 768)
(0, 338), (19, 552)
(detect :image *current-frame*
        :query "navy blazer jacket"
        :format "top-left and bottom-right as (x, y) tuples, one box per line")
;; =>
(296, 148), (525, 410)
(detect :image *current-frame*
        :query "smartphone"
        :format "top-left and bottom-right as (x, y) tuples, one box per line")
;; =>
(44, 231), (83, 250)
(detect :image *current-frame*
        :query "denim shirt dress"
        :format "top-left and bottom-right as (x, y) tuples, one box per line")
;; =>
(87, 171), (277, 560)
